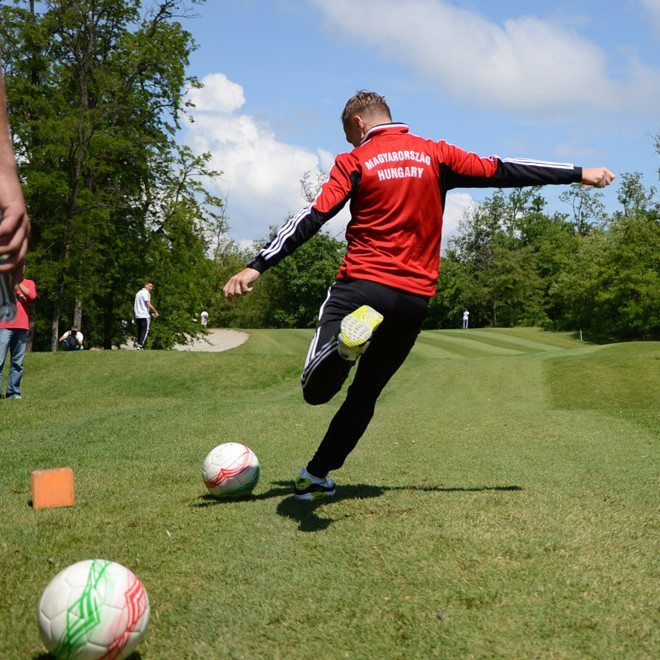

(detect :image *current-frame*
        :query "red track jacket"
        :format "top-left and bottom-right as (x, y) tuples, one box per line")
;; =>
(248, 123), (581, 297)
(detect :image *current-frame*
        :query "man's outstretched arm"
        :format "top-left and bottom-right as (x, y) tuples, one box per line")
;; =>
(438, 141), (615, 191)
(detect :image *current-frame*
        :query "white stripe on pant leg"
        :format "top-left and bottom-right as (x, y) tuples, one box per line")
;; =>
(303, 285), (334, 370)
(143, 317), (151, 345)
(304, 328), (321, 370)
(301, 339), (339, 387)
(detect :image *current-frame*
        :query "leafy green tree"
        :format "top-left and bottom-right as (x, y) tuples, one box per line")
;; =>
(208, 169), (344, 329)
(264, 231), (344, 328)
(550, 230), (613, 338)
(550, 172), (658, 340)
(486, 243), (546, 326)
(598, 212), (659, 339)
(559, 184), (607, 235)
(1, 0), (218, 350)
(616, 172), (657, 219)
(439, 188), (551, 327)
(206, 238), (272, 329)
(212, 227), (344, 330)
(260, 171), (344, 328)
(425, 252), (476, 329)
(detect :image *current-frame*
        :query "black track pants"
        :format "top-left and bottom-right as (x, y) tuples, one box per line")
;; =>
(301, 279), (428, 478)
(135, 317), (150, 348)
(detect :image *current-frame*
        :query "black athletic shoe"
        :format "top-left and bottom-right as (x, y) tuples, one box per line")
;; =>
(293, 468), (336, 501)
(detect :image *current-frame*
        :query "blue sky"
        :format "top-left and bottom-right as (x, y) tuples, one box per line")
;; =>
(179, 0), (659, 248)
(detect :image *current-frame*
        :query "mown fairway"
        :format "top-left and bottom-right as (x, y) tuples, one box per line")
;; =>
(1, 328), (658, 658)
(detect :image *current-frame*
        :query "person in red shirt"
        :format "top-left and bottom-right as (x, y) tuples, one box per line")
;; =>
(0, 277), (36, 399)
(223, 90), (615, 500)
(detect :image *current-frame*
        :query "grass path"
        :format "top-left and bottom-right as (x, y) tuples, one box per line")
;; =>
(0, 328), (657, 658)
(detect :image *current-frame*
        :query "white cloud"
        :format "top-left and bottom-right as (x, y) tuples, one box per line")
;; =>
(185, 73), (330, 243)
(188, 73), (245, 114)
(313, 0), (660, 115)
(184, 74), (485, 253)
(442, 192), (477, 251)
(640, 0), (660, 38)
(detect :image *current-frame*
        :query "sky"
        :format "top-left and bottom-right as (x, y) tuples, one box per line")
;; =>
(178, 0), (660, 249)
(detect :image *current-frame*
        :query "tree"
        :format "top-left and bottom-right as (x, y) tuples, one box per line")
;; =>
(1, 0), (218, 350)
(263, 231), (344, 328)
(616, 172), (657, 220)
(437, 188), (552, 327)
(599, 211), (659, 339)
(559, 184), (607, 235)
(550, 172), (659, 340)
(425, 252), (475, 329)
(208, 170), (344, 329)
(486, 244), (546, 326)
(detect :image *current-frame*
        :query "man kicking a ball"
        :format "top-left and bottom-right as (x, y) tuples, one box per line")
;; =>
(223, 90), (615, 500)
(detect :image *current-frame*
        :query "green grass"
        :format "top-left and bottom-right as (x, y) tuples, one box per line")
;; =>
(1, 328), (658, 658)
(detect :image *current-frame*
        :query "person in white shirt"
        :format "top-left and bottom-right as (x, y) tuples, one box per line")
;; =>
(133, 281), (159, 349)
(200, 310), (209, 328)
(462, 309), (470, 330)
(59, 326), (84, 350)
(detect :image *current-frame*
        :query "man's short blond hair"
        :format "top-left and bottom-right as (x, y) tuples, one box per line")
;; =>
(341, 90), (392, 127)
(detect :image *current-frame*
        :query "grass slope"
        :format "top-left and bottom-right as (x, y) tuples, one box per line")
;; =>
(0, 328), (657, 658)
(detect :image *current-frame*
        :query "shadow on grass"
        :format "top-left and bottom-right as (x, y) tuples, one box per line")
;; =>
(192, 482), (522, 532)
(35, 653), (142, 659)
(275, 482), (523, 532)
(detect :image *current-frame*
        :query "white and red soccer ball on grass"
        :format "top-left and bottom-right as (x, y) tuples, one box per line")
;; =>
(38, 559), (150, 659)
(202, 442), (260, 498)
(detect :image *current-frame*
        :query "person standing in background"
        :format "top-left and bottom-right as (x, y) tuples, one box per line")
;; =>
(0, 276), (36, 399)
(133, 281), (159, 350)
(462, 309), (470, 330)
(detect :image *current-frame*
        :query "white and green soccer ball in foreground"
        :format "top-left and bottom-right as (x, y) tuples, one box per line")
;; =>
(202, 442), (260, 498)
(38, 559), (150, 659)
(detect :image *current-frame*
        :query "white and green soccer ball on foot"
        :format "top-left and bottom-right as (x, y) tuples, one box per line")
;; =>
(38, 559), (150, 659)
(202, 442), (260, 498)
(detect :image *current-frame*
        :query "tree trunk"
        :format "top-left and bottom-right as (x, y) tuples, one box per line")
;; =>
(50, 243), (70, 351)
(73, 298), (82, 328)
(102, 289), (115, 350)
(50, 300), (61, 352)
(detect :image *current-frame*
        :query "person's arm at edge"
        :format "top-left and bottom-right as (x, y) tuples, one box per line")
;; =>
(0, 72), (30, 279)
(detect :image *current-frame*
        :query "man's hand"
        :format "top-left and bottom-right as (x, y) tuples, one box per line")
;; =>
(582, 167), (616, 189)
(223, 267), (261, 299)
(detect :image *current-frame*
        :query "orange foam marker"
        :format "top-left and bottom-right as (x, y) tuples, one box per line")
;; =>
(31, 467), (75, 509)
